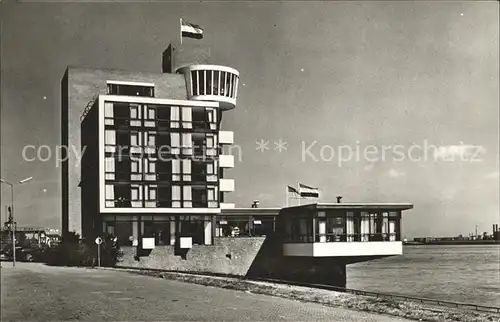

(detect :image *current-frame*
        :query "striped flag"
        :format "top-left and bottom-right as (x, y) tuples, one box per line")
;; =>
(287, 186), (300, 196)
(181, 19), (204, 39)
(298, 183), (320, 198)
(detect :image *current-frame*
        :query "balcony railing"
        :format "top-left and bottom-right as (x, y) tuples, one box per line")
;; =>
(284, 233), (399, 243)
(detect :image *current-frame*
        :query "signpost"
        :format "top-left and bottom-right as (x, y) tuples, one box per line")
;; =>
(95, 237), (103, 267)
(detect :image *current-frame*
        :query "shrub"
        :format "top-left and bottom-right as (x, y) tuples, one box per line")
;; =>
(44, 232), (122, 267)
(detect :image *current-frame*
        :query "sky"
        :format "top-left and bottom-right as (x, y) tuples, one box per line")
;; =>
(0, 1), (498, 238)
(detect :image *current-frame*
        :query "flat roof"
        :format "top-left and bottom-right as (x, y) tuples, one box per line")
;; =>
(282, 203), (414, 211)
(221, 208), (281, 216)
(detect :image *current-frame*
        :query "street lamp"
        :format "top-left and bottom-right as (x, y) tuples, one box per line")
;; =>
(0, 176), (34, 267)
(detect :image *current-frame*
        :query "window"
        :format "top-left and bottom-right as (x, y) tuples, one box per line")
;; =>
(131, 159), (140, 173)
(206, 108), (217, 130)
(225, 73), (232, 97)
(158, 186), (172, 208)
(130, 132), (142, 153)
(170, 133), (180, 154)
(105, 130), (116, 153)
(104, 102), (114, 125)
(144, 158), (156, 181)
(192, 186), (208, 208)
(115, 158), (130, 181)
(199, 70), (206, 95)
(144, 105), (156, 127)
(130, 104), (139, 119)
(131, 185), (140, 200)
(172, 159), (181, 181)
(206, 134), (217, 156)
(130, 104), (141, 127)
(131, 184), (142, 207)
(172, 185), (181, 207)
(213, 71), (220, 95)
(325, 212), (345, 242)
(131, 158), (142, 180)
(153, 221), (172, 246)
(182, 107), (192, 129)
(116, 130), (130, 148)
(216, 215), (253, 237)
(145, 185), (157, 207)
(178, 216), (209, 245)
(105, 157), (115, 180)
(170, 106), (180, 128)
(286, 215), (313, 243)
(105, 130), (116, 145)
(145, 131), (156, 154)
(114, 184), (130, 207)
(360, 212), (370, 242)
(183, 186), (192, 208)
(145, 159), (156, 173)
(252, 216), (275, 237)
(147, 106), (156, 119)
(107, 82), (154, 97)
(219, 72), (226, 95)
(234, 76), (239, 98)
(206, 70), (213, 95)
(346, 212), (355, 242)
(191, 71), (198, 96)
(114, 221), (133, 246)
(105, 185), (114, 207)
(182, 159), (191, 181)
(207, 161), (218, 182)
(182, 133), (193, 155)
(207, 186), (218, 208)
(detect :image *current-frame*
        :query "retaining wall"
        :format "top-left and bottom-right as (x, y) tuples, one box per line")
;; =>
(118, 236), (347, 287)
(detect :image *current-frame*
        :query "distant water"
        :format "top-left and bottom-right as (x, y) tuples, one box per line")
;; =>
(347, 245), (500, 307)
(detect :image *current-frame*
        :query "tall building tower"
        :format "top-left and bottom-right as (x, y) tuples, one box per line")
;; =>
(61, 43), (239, 246)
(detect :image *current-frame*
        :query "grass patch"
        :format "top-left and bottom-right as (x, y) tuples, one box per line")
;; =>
(107, 268), (499, 322)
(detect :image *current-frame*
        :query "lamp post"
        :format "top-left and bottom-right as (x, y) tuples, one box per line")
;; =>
(1, 176), (34, 267)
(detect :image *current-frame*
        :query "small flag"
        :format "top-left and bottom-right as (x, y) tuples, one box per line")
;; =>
(299, 183), (320, 198)
(287, 186), (299, 196)
(181, 19), (204, 39)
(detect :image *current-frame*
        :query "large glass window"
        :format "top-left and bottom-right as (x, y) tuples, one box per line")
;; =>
(252, 216), (275, 237)
(199, 71), (206, 95)
(179, 216), (209, 245)
(114, 221), (133, 246)
(285, 214), (312, 243)
(107, 83), (154, 97)
(325, 212), (345, 242)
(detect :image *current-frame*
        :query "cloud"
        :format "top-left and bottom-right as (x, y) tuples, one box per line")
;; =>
(389, 168), (406, 178)
(485, 171), (499, 179)
(433, 143), (486, 162)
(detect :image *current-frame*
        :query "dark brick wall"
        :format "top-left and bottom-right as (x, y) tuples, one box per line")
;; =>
(118, 237), (347, 287)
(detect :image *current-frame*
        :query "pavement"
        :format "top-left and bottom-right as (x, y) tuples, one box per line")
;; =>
(1, 262), (412, 321)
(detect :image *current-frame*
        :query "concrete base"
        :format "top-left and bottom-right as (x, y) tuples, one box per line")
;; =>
(118, 236), (347, 288)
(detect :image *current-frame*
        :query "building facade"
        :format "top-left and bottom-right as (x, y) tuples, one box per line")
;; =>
(62, 43), (414, 287)
(62, 44), (239, 245)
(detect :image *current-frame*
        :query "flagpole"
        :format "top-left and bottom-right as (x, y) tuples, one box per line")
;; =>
(285, 186), (289, 208)
(297, 182), (301, 206)
(180, 18), (182, 45)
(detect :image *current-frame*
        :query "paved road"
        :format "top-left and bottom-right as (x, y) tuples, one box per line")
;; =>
(1, 262), (411, 321)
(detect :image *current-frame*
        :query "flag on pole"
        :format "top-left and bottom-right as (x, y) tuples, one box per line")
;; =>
(287, 186), (300, 196)
(298, 183), (320, 198)
(181, 18), (204, 39)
